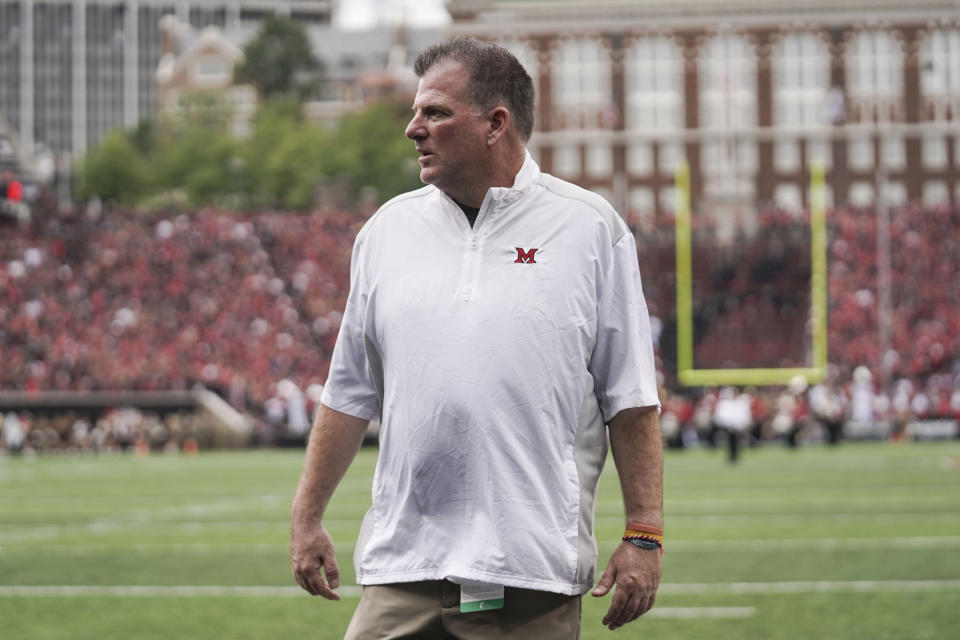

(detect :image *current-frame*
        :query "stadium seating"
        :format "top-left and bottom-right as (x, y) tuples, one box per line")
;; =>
(2, 200), (958, 450)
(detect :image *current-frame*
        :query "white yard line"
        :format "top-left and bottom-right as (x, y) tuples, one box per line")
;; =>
(7, 510), (949, 546)
(5, 536), (960, 554)
(596, 512), (960, 523)
(598, 496), (960, 510)
(0, 517), (362, 544)
(600, 536), (960, 551)
(659, 580), (960, 594)
(646, 606), (755, 618)
(2, 580), (958, 599)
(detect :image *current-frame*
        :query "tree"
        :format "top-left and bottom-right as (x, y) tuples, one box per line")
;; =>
(77, 130), (151, 205)
(241, 98), (305, 207)
(234, 16), (324, 101)
(336, 100), (422, 203)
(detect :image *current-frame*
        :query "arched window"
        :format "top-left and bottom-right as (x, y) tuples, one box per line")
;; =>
(624, 36), (682, 131)
(921, 28), (960, 121)
(552, 36), (611, 128)
(699, 33), (757, 186)
(773, 32), (829, 128)
(699, 33), (756, 131)
(846, 29), (903, 121)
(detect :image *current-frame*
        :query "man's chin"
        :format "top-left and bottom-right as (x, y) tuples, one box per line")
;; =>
(419, 169), (439, 187)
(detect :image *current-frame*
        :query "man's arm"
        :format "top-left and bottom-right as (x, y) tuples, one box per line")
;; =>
(290, 403), (369, 600)
(591, 405), (663, 631)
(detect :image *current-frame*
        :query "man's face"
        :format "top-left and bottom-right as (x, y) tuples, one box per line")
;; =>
(405, 59), (490, 201)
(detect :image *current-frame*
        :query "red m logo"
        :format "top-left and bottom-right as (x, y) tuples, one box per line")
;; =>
(514, 247), (538, 264)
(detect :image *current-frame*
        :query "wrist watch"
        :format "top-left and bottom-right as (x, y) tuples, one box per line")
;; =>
(625, 538), (661, 551)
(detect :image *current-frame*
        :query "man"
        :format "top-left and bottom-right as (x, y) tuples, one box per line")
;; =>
(290, 37), (662, 638)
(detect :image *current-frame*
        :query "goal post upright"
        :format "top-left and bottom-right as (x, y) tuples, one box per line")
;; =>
(809, 161), (829, 376)
(674, 160), (828, 387)
(674, 159), (694, 381)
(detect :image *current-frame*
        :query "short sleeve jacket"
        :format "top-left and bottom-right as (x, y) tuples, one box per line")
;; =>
(321, 153), (660, 595)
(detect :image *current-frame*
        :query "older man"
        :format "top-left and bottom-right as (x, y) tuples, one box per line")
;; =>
(290, 37), (663, 638)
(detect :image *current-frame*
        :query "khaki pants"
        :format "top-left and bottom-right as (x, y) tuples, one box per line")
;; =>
(343, 580), (582, 639)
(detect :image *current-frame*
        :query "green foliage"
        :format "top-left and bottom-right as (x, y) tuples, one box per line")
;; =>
(77, 97), (419, 212)
(240, 98), (308, 208)
(76, 14), (424, 212)
(336, 100), (422, 203)
(150, 97), (243, 208)
(127, 117), (160, 157)
(234, 15), (323, 101)
(77, 130), (151, 206)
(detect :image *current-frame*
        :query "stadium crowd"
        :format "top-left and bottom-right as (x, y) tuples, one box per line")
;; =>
(2, 200), (959, 453)
(1, 205), (356, 406)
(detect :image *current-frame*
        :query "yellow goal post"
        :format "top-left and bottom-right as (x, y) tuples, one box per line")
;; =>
(673, 160), (828, 387)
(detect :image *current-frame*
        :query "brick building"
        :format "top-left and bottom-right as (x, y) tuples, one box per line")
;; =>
(448, 0), (960, 223)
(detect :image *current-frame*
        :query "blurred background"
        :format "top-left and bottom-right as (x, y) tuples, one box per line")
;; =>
(2, 3), (960, 639)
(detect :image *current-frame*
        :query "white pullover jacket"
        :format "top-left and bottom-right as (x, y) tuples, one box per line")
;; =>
(322, 153), (660, 595)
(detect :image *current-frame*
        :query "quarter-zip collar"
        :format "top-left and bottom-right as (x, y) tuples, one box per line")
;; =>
(486, 149), (540, 207)
(437, 150), (540, 231)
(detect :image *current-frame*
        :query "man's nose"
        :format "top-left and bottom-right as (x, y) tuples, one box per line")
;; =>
(405, 115), (425, 140)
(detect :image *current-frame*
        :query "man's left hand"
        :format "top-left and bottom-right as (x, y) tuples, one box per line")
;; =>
(590, 541), (661, 630)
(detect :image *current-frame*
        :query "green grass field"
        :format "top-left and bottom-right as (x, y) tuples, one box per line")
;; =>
(3, 441), (960, 639)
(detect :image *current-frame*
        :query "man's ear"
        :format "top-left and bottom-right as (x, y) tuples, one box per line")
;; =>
(486, 107), (510, 147)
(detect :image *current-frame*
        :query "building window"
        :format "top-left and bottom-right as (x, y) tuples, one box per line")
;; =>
(773, 32), (829, 128)
(921, 28), (960, 119)
(625, 36), (682, 131)
(703, 140), (756, 176)
(700, 33), (756, 131)
(628, 143), (653, 176)
(553, 144), (580, 177)
(881, 136), (905, 170)
(630, 187), (655, 214)
(775, 140), (800, 172)
(660, 186), (677, 213)
(923, 181), (949, 206)
(880, 181), (907, 207)
(849, 136), (873, 171)
(846, 30), (903, 121)
(850, 182), (875, 207)
(807, 138), (832, 170)
(0, 2), (21, 134)
(700, 33), (756, 189)
(658, 142), (684, 174)
(192, 55), (232, 87)
(922, 135), (948, 169)
(585, 143), (611, 178)
(775, 184), (803, 212)
(552, 36), (612, 128)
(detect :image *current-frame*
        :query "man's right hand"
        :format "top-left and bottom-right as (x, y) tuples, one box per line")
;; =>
(290, 523), (341, 600)
(288, 405), (369, 601)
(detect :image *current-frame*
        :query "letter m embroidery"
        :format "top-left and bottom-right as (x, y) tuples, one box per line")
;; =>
(514, 247), (538, 264)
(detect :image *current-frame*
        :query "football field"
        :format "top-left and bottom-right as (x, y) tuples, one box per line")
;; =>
(2, 441), (959, 639)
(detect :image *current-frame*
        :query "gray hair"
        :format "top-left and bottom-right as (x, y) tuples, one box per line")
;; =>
(414, 37), (535, 142)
